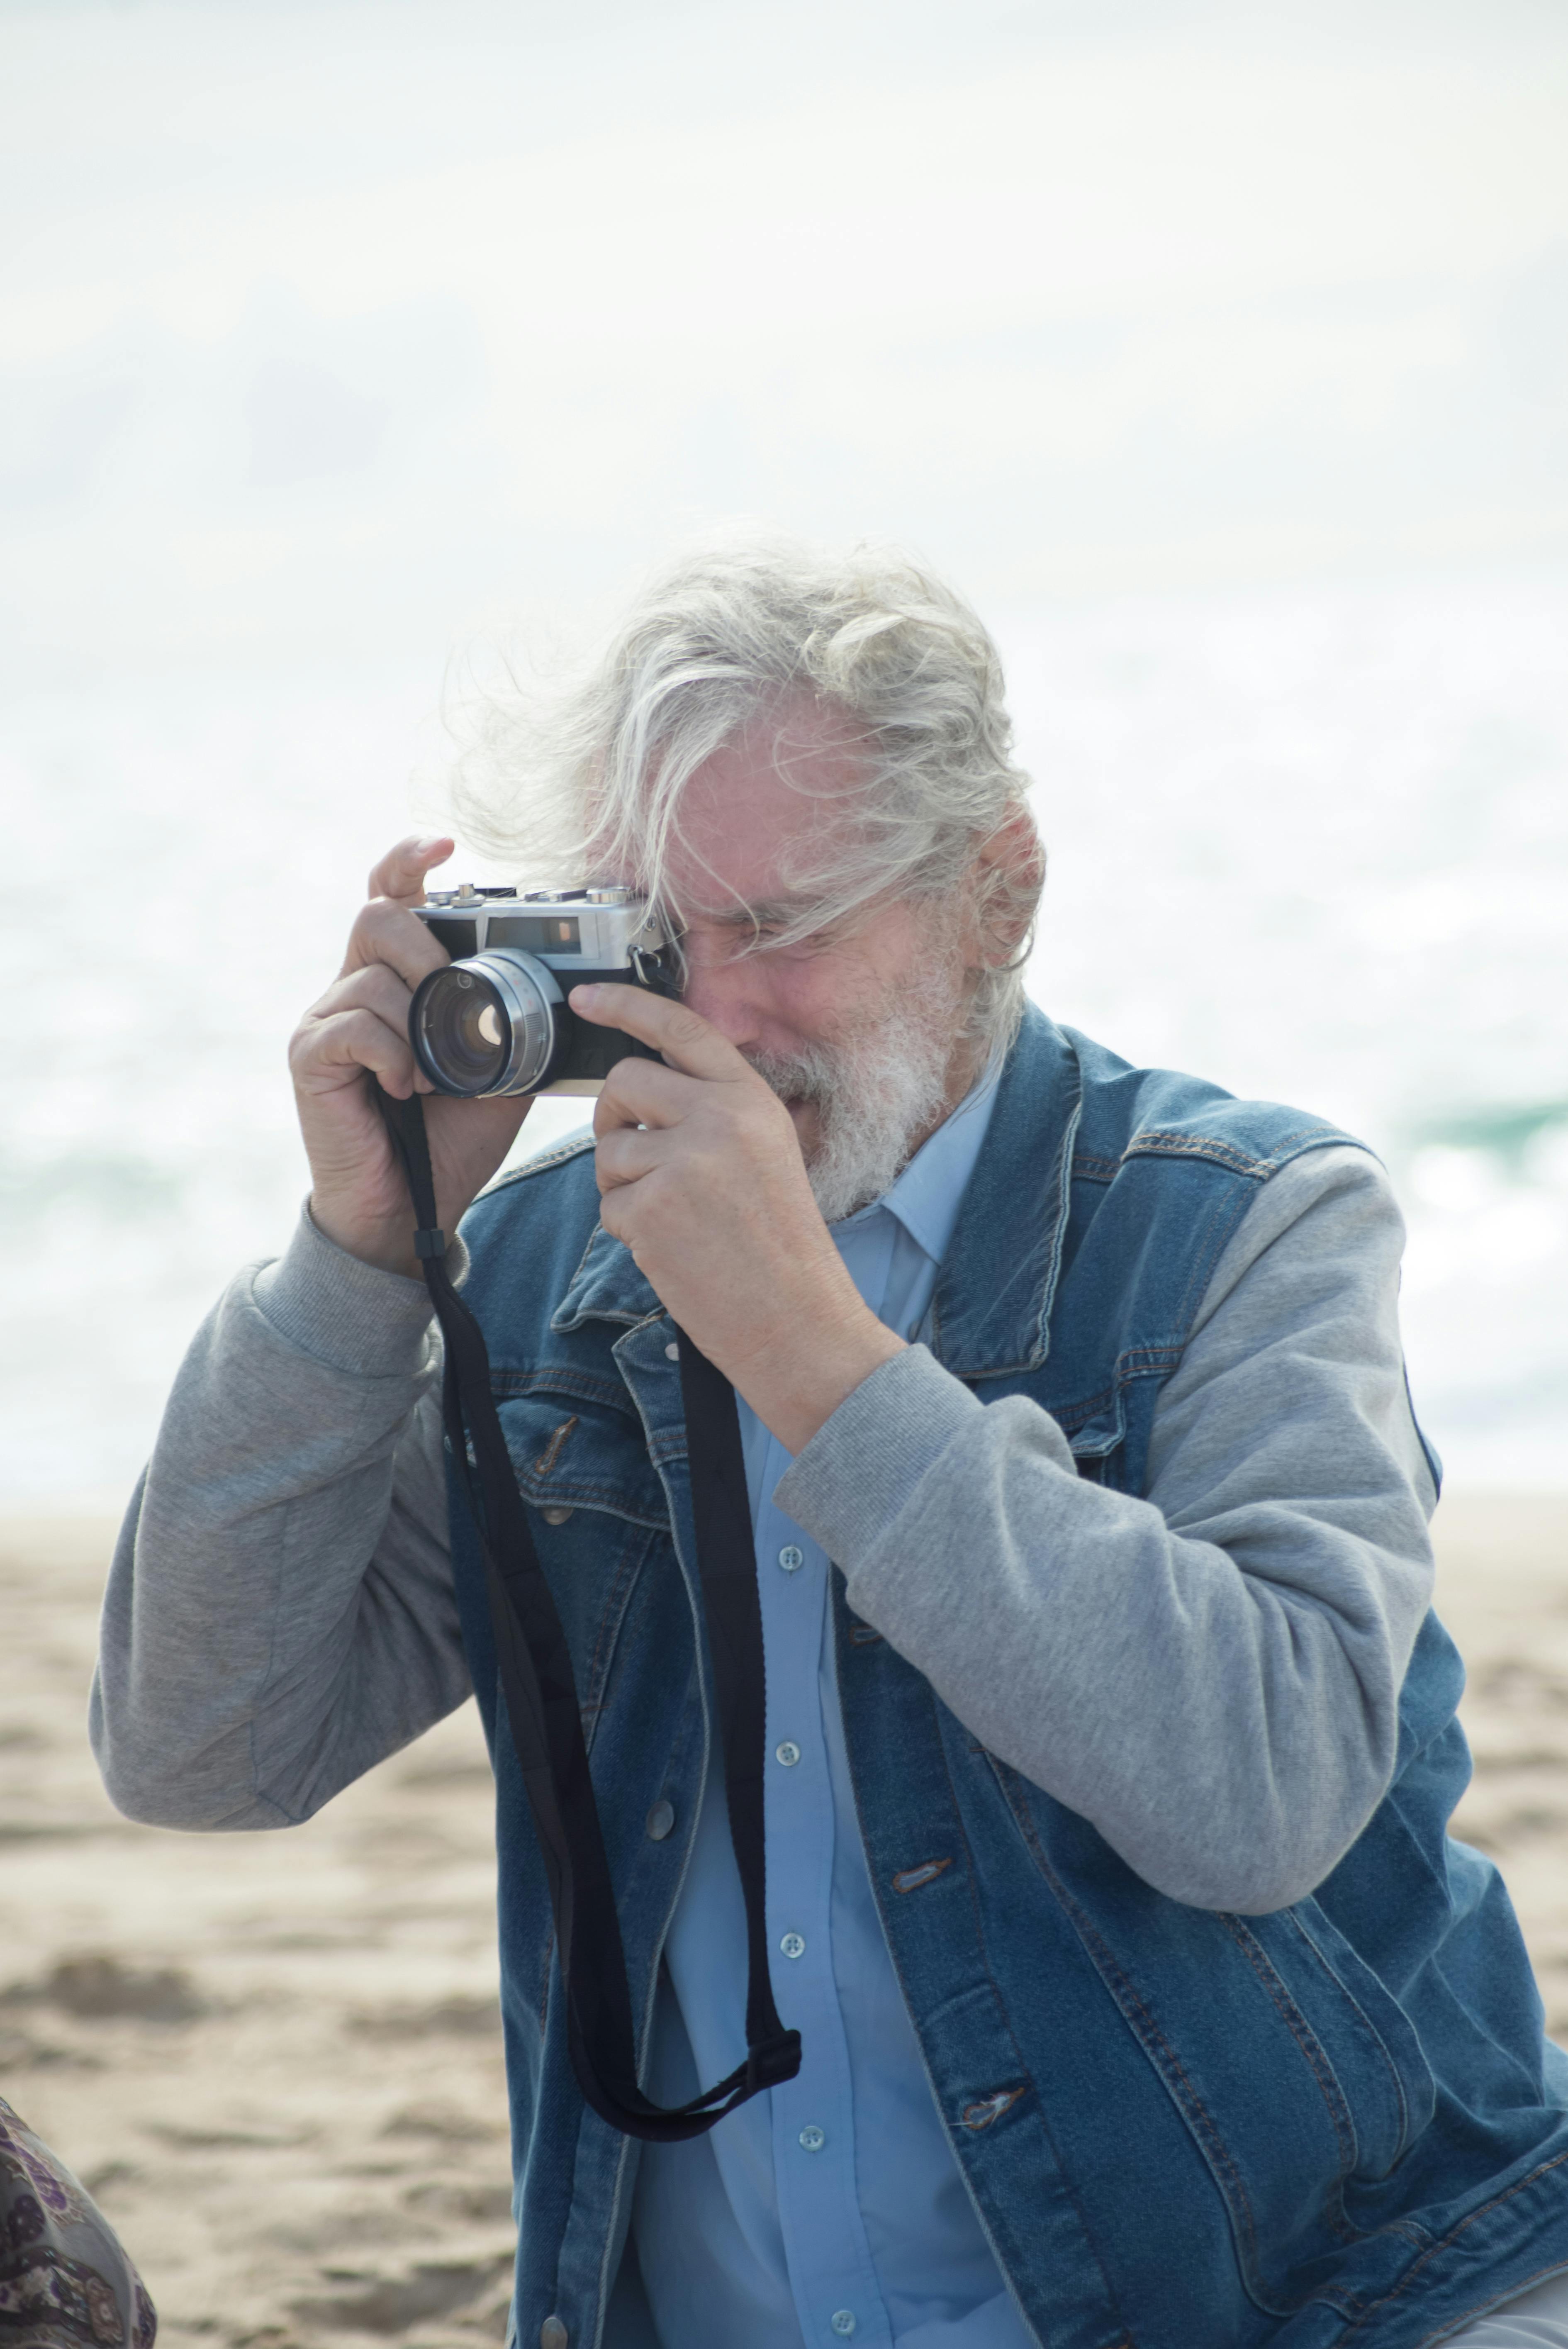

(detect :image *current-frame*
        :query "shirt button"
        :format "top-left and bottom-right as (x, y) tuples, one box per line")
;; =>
(664, 1340), (679, 1361)
(797, 2124), (825, 2152)
(540, 1505), (573, 1525)
(774, 1741), (801, 1768)
(777, 1544), (804, 1573)
(645, 1799), (675, 1842)
(540, 2321), (568, 2349)
(831, 2314), (857, 2338)
(779, 1931), (806, 1960)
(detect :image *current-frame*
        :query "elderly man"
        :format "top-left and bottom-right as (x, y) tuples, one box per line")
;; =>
(95, 543), (1568, 2349)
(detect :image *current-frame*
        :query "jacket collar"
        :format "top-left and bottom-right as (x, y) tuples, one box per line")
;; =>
(926, 1004), (1080, 1379)
(550, 1003), (1081, 1378)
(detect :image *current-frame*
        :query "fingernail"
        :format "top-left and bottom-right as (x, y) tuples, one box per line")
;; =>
(572, 984), (600, 1004)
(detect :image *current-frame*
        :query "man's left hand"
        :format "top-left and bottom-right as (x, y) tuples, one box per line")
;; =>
(575, 984), (904, 1455)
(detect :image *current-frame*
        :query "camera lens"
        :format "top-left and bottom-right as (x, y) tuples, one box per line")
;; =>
(410, 951), (562, 1096)
(418, 968), (509, 1091)
(412, 957), (553, 1096)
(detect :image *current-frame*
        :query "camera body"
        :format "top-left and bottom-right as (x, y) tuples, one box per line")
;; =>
(410, 883), (677, 1097)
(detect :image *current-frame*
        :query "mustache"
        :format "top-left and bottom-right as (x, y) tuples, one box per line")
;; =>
(741, 1044), (838, 1107)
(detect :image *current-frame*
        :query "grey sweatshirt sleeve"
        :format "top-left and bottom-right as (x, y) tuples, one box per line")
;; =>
(90, 1208), (471, 1831)
(773, 1145), (1437, 1916)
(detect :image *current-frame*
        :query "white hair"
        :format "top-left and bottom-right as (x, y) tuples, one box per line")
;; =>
(446, 534), (1044, 1054)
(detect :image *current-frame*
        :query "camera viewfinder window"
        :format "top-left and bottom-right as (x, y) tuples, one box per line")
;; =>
(490, 916), (582, 953)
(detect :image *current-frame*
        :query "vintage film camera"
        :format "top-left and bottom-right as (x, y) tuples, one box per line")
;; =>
(410, 884), (678, 1097)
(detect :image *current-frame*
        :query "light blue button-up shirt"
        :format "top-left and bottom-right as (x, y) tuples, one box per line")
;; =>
(632, 1073), (1035, 2349)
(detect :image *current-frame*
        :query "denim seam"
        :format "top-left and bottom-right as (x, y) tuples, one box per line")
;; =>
(517, 1480), (668, 1530)
(538, 1925), (555, 2042)
(1070, 1153), (1121, 1184)
(1283, 1909), (1417, 2168)
(1171, 1158), (1268, 1337)
(491, 1368), (631, 1407)
(835, 1622), (1117, 2341)
(1334, 2153), (1568, 2341)
(1027, 1082), (1085, 1368)
(1217, 1918), (1361, 2244)
(578, 1522), (654, 1744)
(923, 1718), (1134, 2343)
(1123, 1126), (1353, 1179)
(482, 1133), (597, 1190)
(990, 1758), (1260, 2295)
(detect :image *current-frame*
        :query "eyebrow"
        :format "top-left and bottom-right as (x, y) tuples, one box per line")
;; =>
(694, 899), (823, 933)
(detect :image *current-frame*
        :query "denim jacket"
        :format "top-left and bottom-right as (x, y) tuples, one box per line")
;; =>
(449, 1008), (1568, 2349)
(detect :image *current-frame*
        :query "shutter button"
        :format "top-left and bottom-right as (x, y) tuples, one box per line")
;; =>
(540, 2321), (568, 2349)
(645, 1799), (675, 1842)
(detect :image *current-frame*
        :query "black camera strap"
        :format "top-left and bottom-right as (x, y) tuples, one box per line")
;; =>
(378, 1087), (802, 2141)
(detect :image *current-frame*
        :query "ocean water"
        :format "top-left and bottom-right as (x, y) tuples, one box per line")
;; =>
(3, 568), (1565, 1503)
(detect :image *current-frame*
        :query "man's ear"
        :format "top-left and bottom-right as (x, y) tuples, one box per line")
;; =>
(970, 805), (1045, 966)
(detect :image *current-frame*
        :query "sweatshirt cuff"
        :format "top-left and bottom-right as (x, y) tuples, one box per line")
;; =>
(771, 1345), (989, 1570)
(251, 1203), (469, 1378)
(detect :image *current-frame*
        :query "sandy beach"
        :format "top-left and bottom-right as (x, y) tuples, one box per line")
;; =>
(3, 1496), (1566, 2349)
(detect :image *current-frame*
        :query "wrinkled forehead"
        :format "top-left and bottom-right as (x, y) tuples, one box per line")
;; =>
(655, 692), (878, 926)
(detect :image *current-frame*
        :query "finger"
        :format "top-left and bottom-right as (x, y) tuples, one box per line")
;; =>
(592, 1055), (703, 1137)
(291, 1004), (422, 1098)
(570, 984), (751, 1085)
(592, 1124), (669, 1192)
(341, 897), (453, 987)
(367, 833), (454, 908)
(312, 959), (420, 1030)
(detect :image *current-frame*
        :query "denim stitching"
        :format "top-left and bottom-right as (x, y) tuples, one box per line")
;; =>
(1123, 1130), (1278, 1178)
(1334, 2152), (1568, 2341)
(1282, 1909), (1417, 2165)
(580, 1521), (653, 1742)
(833, 1625), (1130, 2330)
(482, 1133), (597, 1191)
(491, 1368), (630, 1407)
(989, 1759), (1261, 2290)
(1217, 1918), (1361, 2243)
(921, 1721), (1140, 2332)
(538, 1925), (555, 2040)
(1070, 1153), (1121, 1184)
(1029, 1083), (1085, 1367)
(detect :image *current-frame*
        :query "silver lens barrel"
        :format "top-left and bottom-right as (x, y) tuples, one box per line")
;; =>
(409, 950), (564, 1097)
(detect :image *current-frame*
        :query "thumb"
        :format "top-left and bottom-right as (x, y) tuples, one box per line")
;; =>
(368, 833), (454, 908)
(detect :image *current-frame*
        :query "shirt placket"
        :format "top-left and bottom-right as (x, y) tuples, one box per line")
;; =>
(757, 1428), (892, 2349)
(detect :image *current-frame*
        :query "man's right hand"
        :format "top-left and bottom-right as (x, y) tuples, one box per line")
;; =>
(290, 836), (532, 1277)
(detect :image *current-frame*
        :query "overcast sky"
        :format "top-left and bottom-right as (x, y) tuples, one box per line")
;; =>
(2, 0), (1566, 680)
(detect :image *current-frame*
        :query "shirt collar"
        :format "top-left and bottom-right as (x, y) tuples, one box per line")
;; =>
(833, 1060), (1003, 1268)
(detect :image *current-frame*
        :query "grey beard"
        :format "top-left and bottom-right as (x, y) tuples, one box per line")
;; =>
(747, 1002), (957, 1226)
